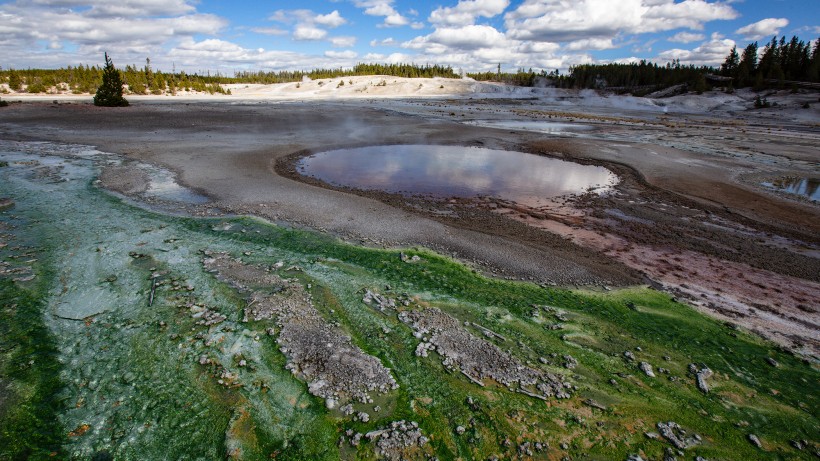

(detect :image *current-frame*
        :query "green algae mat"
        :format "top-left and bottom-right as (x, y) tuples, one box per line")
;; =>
(0, 143), (817, 460)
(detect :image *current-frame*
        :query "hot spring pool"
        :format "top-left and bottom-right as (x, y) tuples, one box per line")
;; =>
(297, 145), (617, 207)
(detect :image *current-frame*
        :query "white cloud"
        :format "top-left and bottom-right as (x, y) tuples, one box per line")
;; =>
(370, 37), (398, 46)
(293, 25), (328, 41)
(269, 9), (347, 41)
(315, 10), (347, 28)
(324, 50), (358, 59)
(565, 38), (616, 51)
(0, 0), (227, 67)
(505, 0), (738, 42)
(735, 18), (788, 40)
(251, 27), (288, 36)
(400, 23), (583, 72)
(353, 0), (409, 27)
(658, 36), (735, 66)
(429, 0), (510, 27)
(404, 25), (507, 51)
(668, 31), (705, 43)
(330, 36), (357, 47)
(30, 0), (195, 17)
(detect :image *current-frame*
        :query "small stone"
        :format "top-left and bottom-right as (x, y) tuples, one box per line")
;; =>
(748, 434), (762, 448)
(639, 362), (656, 377)
(765, 357), (779, 367)
(455, 425), (466, 435)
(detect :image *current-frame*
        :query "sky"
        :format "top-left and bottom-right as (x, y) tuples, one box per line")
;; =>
(1, 0), (818, 74)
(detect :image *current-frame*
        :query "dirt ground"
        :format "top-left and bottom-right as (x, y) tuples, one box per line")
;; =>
(0, 92), (817, 355)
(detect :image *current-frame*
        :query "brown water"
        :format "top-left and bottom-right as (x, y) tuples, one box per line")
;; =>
(297, 145), (617, 207)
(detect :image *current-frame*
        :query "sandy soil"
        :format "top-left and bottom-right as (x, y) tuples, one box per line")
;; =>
(1, 81), (817, 355)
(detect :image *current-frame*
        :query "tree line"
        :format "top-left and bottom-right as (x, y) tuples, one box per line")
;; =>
(0, 61), (458, 95)
(471, 35), (819, 93)
(720, 36), (820, 88)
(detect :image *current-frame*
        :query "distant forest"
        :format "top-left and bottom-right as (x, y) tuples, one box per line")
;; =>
(471, 35), (820, 93)
(0, 36), (817, 96)
(0, 62), (458, 96)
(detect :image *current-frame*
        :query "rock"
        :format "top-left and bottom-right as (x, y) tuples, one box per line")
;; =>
(563, 354), (578, 369)
(765, 357), (779, 367)
(639, 362), (656, 377)
(644, 432), (660, 440)
(455, 425), (466, 435)
(657, 421), (700, 450)
(626, 455), (644, 461)
(748, 434), (762, 448)
(583, 399), (607, 411)
(695, 367), (712, 393)
(624, 351), (636, 361)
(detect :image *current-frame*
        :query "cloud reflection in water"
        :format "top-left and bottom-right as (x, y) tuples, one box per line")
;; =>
(298, 145), (617, 207)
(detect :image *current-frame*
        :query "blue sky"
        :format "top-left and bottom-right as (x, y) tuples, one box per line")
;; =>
(1, 0), (818, 73)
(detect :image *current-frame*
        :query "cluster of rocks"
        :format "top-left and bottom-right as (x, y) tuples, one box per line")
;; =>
(517, 441), (549, 456)
(190, 305), (226, 326)
(362, 289), (397, 311)
(399, 307), (572, 400)
(689, 364), (713, 393)
(203, 252), (398, 407)
(656, 421), (701, 450)
(399, 252), (423, 263)
(366, 420), (429, 461)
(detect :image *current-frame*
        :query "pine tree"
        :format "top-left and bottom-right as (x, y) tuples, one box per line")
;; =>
(93, 53), (129, 107)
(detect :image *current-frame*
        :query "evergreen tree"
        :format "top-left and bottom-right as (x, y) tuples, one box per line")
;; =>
(721, 46), (739, 78)
(7, 70), (22, 91)
(93, 53), (129, 107)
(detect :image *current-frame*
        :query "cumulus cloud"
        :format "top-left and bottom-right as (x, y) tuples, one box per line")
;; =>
(324, 50), (358, 59)
(565, 38), (616, 51)
(505, 0), (738, 42)
(429, 0), (510, 26)
(736, 18), (789, 40)
(370, 37), (399, 46)
(330, 36), (357, 47)
(668, 31), (705, 43)
(353, 0), (409, 27)
(269, 9), (349, 42)
(315, 10), (348, 28)
(0, 0), (227, 68)
(405, 25), (508, 50)
(657, 34), (735, 66)
(293, 25), (328, 41)
(30, 0), (195, 17)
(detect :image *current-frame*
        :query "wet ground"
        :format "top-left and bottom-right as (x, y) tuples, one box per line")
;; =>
(0, 97), (818, 356)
